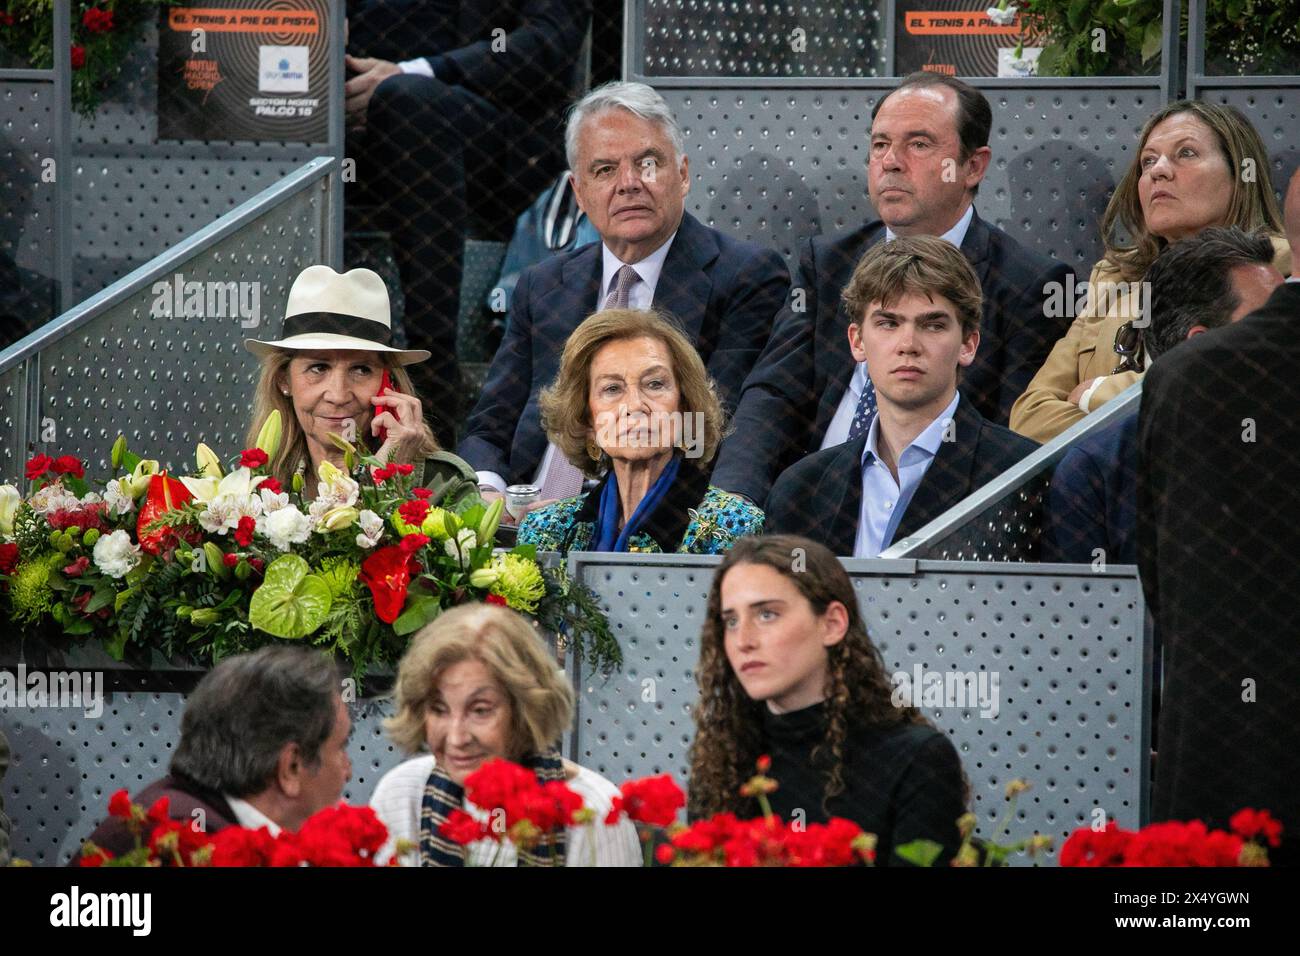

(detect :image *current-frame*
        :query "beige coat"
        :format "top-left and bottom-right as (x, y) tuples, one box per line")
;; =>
(1010, 237), (1292, 443)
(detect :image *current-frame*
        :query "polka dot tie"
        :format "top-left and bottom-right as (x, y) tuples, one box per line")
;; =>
(846, 374), (878, 442)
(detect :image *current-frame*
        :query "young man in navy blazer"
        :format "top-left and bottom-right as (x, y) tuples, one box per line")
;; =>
(765, 235), (1041, 556)
(712, 72), (1073, 507)
(458, 81), (790, 508)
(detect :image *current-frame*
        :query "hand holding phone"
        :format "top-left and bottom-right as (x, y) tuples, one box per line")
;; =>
(372, 369), (399, 445)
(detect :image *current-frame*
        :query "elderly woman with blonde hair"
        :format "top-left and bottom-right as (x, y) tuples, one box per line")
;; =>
(244, 265), (479, 505)
(518, 308), (764, 554)
(369, 602), (641, 866)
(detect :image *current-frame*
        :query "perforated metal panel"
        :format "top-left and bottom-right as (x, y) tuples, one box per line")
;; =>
(638, 0), (886, 77)
(1195, 87), (1300, 203)
(567, 553), (1148, 865)
(0, 687), (407, 866)
(0, 364), (25, 484)
(1, 80), (59, 308)
(911, 483), (1048, 562)
(664, 87), (1156, 272)
(35, 182), (326, 476)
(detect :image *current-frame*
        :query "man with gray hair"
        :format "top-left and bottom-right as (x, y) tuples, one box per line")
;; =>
(77, 647), (352, 860)
(459, 81), (790, 509)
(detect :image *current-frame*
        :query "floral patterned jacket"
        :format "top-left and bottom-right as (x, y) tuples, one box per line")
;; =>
(517, 460), (764, 555)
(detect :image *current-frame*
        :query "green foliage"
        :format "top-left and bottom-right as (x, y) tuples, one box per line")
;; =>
(536, 562), (623, 679)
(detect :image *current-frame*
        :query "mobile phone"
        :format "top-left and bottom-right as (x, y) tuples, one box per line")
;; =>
(372, 369), (399, 444)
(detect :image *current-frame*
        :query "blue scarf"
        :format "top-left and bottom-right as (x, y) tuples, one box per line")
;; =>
(593, 452), (682, 552)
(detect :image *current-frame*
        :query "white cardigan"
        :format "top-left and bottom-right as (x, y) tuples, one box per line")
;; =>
(370, 755), (643, 867)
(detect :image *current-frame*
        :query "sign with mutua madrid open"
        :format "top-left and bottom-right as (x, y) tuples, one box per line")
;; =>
(158, 0), (329, 142)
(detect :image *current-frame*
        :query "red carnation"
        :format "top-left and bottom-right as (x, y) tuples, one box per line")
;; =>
(1230, 808), (1283, 848)
(70, 45), (86, 69)
(82, 7), (115, 33)
(607, 774), (685, 828)
(372, 464), (396, 483)
(0, 543), (19, 576)
(25, 453), (53, 481)
(51, 455), (85, 479)
(398, 499), (430, 527)
(359, 545), (413, 623)
(259, 476), (283, 495)
(234, 515), (256, 547)
(63, 556), (91, 578)
(394, 463), (414, 476)
(108, 789), (133, 819)
(411, 487), (432, 500)
(398, 532), (429, 554)
(485, 593), (507, 606)
(249, 557), (265, 573)
(240, 448), (269, 469)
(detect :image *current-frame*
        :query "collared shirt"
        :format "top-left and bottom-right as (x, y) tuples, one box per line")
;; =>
(854, 392), (960, 557)
(224, 795), (283, 836)
(822, 205), (974, 449)
(599, 230), (677, 311)
(476, 230), (680, 496)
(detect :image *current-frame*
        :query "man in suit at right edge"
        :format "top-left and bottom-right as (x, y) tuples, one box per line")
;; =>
(711, 71), (1073, 508)
(765, 236), (1041, 555)
(1137, 169), (1300, 863)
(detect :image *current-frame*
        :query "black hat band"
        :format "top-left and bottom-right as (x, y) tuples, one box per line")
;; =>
(281, 311), (393, 346)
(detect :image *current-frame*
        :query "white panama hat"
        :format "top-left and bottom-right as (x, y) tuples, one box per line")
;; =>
(243, 265), (431, 364)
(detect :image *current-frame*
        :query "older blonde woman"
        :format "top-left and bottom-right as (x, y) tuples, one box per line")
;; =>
(518, 308), (764, 554)
(244, 265), (478, 504)
(1010, 100), (1290, 443)
(369, 602), (641, 866)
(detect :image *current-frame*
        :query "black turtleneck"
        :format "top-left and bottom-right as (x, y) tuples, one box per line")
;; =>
(758, 702), (965, 866)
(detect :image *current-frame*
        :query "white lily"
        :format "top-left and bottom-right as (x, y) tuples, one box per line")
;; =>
(0, 484), (20, 537)
(181, 466), (266, 505)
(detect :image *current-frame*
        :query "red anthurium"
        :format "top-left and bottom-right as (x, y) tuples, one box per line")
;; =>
(136, 472), (200, 556)
(360, 545), (413, 623)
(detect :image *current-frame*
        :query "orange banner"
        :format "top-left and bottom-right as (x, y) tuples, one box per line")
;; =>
(166, 7), (320, 33)
(903, 11), (1021, 35)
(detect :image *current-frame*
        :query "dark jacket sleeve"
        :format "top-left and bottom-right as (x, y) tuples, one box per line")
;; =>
(889, 730), (965, 866)
(1043, 445), (1108, 564)
(997, 257), (1074, 422)
(703, 245), (790, 417)
(457, 265), (540, 478)
(1135, 366), (1166, 623)
(0, 729), (10, 867)
(435, 1), (591, 109)
(710, 239), (818, 503)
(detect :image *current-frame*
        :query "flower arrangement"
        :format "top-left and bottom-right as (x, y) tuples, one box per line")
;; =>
(0, 2), (177, 115)
(77, 789), (401, 867)
(1060, 808), (1281, 867)
(0, 416), (621, 683)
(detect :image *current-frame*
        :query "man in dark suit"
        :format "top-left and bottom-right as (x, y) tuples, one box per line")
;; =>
(1045, 227), (1283, 567)
(458, 81), (790, 506)
(766, 236), (1040, 555)
(77, 648), (352, 862)
(712, 72), (1072, 506)
(1137, 172), (1300, 860)
(344, 1), (592, 445)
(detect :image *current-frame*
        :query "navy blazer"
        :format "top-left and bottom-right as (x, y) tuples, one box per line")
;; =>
(458, 211), (791, 483)
(1043, 409), (1138, 565)
(764, 395), (1042, 556)
(711, 210), (1073, 504)
(1137, 281), (1300, 845)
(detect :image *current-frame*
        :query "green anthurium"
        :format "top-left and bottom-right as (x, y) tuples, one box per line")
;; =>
(248, 554), (332, 639)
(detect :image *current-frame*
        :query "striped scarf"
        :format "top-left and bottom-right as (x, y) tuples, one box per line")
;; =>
(418, 749), (570, 867)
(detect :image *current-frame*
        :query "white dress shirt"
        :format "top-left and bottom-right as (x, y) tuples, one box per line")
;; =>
(476, 232), (679, 496)
(224, 795), (283, 836)
(369, 754), (643, 866)
(854, 392), (961, 557)
(822, 205), (975, 449)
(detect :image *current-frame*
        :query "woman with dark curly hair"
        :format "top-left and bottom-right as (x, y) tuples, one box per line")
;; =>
(688, 534), (965, 865)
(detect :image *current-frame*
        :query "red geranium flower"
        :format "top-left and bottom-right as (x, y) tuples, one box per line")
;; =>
(1059, 821), (1133, 867)
(51, 455), (85, 479)
(259, 476), (283, 495)
(210, 825), (277, 867)
(234, 515), (256, 547)
(359, 545), (413, 623)
(607, 774), (685, 828)
(146, 796), (171, 826)
(78, 846), (114, 867)
(1230, 808), (1283, 848)
(25, 453), (53, 481)
(0, 543), (20, 576)
(295, 804), (388, 866)
(108, 789), (134, 819)
(240, 448), (269, 469)
(147, 818), (214, 866)
(655, 844), (675, 865)
(82, 7), (115, 33)
(397, 499), (430, 527)
(440, 809), (488, 846)
(70, 45), (86, 69)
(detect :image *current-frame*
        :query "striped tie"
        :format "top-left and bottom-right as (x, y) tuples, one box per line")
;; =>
(603, 264), (641, 310)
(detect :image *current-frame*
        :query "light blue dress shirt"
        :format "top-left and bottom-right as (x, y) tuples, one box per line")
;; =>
(854, 392), (961, 557)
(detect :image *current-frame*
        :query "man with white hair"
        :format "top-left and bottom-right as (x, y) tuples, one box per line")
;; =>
(459, 81), (790, 508)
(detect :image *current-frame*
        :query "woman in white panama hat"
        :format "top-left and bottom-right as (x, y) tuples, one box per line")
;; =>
(244, 265), (477, 502)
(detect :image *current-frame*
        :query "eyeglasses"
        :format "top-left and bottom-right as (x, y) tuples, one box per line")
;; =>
(1112, 320), (1147, 374)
